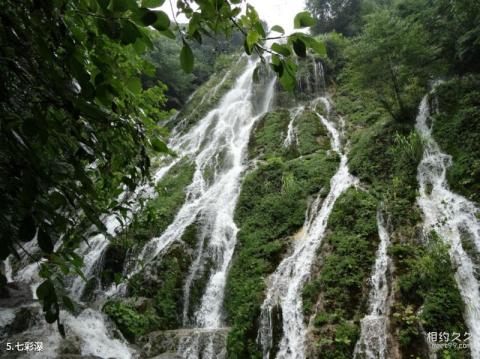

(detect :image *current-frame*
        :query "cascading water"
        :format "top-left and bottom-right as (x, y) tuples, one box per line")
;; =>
(177, 65), (276, 359)
(283, 106), (305, 147)
(354, 210), (392, 359)
(115, 59), (276, 358)
(70, 158), (180, 299)
(0, 165), (181, 358)
(258, 96), (358, 359)
(415, 92), (480, 358)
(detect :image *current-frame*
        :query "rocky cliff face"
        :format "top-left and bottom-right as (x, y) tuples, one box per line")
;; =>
(1, 52), (479, 359)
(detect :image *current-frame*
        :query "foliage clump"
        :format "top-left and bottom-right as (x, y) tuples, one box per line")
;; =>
(304, 188), (379, 358)
(432, 76), (480, 205)
(390, 234), (469, 358)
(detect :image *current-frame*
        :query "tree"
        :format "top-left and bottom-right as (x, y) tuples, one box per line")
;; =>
(0, 0), (324, 332)
(307, 0), (364, 36)
(345, 9), (441, 121)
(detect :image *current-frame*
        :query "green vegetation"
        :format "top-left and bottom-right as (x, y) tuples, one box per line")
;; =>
(103, 300), (159, 342)
(105, 231), (198, 343)
(171, 56), (247, 133)
(119, 159), (195, 246)
(390, 234), (468, 358)
(145, 31), (243, 110)
(345, 9), (439, 121)
(307, 0), (364, 36)
(303, 188), (378, 358)
(225, 107), (339, 358)
(321, 2), (477, 351)
(432, 76), (480, 205)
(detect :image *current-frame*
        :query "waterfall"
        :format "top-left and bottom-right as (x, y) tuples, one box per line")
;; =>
(69, 158), (180, 300)
(174, 62), (275, 359)
(415, 93), (480, 358)
(3, 257), (13, 283)
(312, 59), (326, 94)
(295, 58), (325, 96)
(283, 106), (305, 147)
(258, 96), (358, 359)
(354, 210), (392, 359)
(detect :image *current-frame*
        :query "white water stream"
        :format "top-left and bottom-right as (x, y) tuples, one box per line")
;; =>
(415, 93), (480, 358)
(283, 106), (305, 147)
(354, 210), (392, 359)
(258, 96), (358, 359)
(174, 62), (275, 359)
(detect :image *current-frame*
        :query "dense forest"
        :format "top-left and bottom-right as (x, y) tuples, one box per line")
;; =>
(1, 0), (479, 358)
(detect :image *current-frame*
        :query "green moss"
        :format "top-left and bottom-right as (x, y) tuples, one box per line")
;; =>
(248, 110), (291, 160)
(127, 240), (194, 331)
(390, 234), (469, 358)
(305, 188), (378, 358)
(345, 101), (423, 230)
(296, 110), (330, 155)
(432, 75), (480, 205)
(248, 107), (331, 162)
(225, 150), (339, 358)
(103, 300), (159, 343)
(118, 159), (195, 248)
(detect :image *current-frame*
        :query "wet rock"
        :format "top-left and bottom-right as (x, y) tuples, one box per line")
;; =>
(7, 307), (36, 336)
(57, 355), (103, 359)
(148, 353), (183, 359)
(125, 297), (151, 313)
(58, 335), (82, 356)
(0, 282), (32, 308)
(139, 328), (230, 358)
(101, 245), (126, 288)
(80, 277), (99, 303)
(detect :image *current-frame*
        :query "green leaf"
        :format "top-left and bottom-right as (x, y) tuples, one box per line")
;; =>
(271, 43), (291, 56)
(293, 38), (307, 57)
(271, 25), (285, 34)
(19, 215), (36, 242)
(304, 37), (327, 56)
(159, 28), (175, 39)
(247, 31), (260, 50)
(244, 39), (252, 55)
(112, 0), (129, 12)
(270, 55), (284, 77)
(254, 22), (266, 38)
(152, 10), (170, 31)
(136, 8), (158, 26)
(142, 0), (165, 7)
(180, 42), (194, 73)
(120, 20), (141, 45)
(45, 304), (58, 323)
(38, 229), (54, 254)
(294, 11), (316, 29)
(98, 0), (110, 10)
(127, 77), (142, 94)
(36, 280), (55, 300)
(58, 322), (66, 337)
(151, 138), (168, 152)
(279, 59), (297, 91)
(253, 64), (261, 83)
